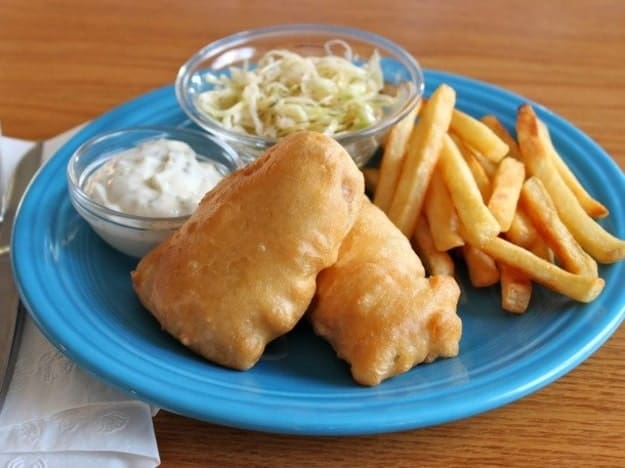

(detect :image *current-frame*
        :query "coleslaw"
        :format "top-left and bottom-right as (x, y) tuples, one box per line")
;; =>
(195, 41), (396, 138)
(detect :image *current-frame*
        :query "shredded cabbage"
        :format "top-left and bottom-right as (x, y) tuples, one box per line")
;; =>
(196, 41), (396, 138)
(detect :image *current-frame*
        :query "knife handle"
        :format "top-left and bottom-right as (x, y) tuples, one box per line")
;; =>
(0, 251), (22, 408)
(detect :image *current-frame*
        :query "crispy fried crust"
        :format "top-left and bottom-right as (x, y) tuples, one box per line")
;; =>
(310, 198), (462, 386)
(132, 131), (364, 370)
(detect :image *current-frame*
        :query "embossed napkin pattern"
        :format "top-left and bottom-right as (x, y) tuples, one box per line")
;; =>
(0, 318), (159, 467)
(0, 133), (160, 467)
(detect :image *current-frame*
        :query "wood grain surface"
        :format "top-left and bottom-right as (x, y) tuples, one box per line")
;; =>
(1, 1), (624, 466)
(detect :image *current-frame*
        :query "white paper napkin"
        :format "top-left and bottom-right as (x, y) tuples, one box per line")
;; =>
(0, 130), (161, 467)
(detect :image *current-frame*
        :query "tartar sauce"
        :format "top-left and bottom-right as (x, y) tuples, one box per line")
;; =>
(85, 138), (225, 217)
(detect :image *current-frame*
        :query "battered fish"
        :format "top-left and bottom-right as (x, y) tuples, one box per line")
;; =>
(132, 131), (364, 370)
(310, 198), (462, 386)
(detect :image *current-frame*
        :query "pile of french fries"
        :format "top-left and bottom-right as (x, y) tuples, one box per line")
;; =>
(366, 83), (625, 313)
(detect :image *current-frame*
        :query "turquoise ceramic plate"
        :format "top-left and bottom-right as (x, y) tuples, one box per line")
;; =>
(12, 70), (625, 435)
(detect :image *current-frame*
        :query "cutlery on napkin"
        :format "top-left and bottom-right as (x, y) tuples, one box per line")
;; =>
(0, 130), (160, 468)
(0, 139), (41, 412)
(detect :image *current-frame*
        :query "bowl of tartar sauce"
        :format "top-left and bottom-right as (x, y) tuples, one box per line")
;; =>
(67, 126), (242, 257)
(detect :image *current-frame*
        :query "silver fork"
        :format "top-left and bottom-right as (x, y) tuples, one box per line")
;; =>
(0, 134), (43, 411)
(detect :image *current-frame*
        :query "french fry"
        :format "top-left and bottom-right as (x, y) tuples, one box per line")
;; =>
(487, 157), (525, 232)
(412, 215), (456, 276)
(451, 133), (492, 200)
(438, 134), (501, 247)
(474, 151), (498, 179)
(450, 108), (509, 163)
(499, 263), (533, 314)
(481, 115), (521, 159)
(387, 84), (456, 237)
(520, 176), (598, 277)
(362, 167), (380, 196)
(424, 166), (464, 251)
(528, 236), (555, 263)
(538, 120), (609, 218)
(379, 87), (623, 313)
(505, 209), (540, 249)
(481, 236), (604, 303)
(374, 102), (420, 211)
(463, 244), (500, 287)
(516, 104), (625, 263)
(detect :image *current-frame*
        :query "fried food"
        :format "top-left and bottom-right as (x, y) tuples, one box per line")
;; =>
(538, 120), (608, 218)
(481, 236), (604, 303)
(412, 215), (456, 276)
(480, 114), (521, 159)
(516, 104), (625, 263)
(387, 84), (456, 237)
(520, 176), (598, 277)
(487, 157), (525, 232)
(423, 166), (464, 251)
(505, 208), (539, 249)
(377, 90), (621, 313)
(374, 103), (420, 211)
(450, 108), (509, 163)
(499, 263), (532, 314)
(462, 244), (500, 288)
(132, 131), (364, 370)
(438, 133), (501, 247)
(310, 198), (462, 386)
(452, 133), (492, 200)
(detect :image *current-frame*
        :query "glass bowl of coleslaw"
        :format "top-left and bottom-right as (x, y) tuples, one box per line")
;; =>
(175, 24), (424, 166)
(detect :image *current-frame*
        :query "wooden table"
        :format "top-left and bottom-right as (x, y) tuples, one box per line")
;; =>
(2, 1), (624, 465)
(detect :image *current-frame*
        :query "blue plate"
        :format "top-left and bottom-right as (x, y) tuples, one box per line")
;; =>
(12, 70), (625, 435)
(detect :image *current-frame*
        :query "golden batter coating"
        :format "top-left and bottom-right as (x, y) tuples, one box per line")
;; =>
(310, 198), (462, 386)
(132, 131), (364, 370)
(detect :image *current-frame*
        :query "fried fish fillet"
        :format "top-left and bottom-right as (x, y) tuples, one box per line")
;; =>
(131, 131), (364, 370)
(310, 197), (462, 386)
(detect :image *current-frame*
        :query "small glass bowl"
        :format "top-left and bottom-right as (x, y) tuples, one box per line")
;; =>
(67, 126), (242, 258)
(175, 23), (424, 166)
